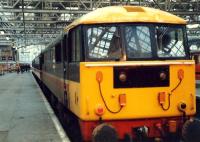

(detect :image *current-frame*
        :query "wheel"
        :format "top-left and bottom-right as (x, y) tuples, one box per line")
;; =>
(92, 123), (118, 142)
(182, 119), (200, 142)
(124, 134), (133, 142)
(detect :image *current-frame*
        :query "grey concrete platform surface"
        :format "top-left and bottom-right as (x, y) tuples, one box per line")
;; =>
(0, 72), (69, 142)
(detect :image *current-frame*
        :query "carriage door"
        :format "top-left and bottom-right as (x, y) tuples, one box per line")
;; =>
(62, 34), (69, 107)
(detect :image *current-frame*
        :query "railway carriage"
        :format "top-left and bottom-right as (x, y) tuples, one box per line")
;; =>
(190, 51), (200, 80)
(32, 6), (197, 142)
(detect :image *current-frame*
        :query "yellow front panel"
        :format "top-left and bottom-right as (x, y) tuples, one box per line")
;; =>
(78, 60), (195, 121)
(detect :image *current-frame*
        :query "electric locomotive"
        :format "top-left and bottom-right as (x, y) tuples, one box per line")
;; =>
(32, 6), (197, 142)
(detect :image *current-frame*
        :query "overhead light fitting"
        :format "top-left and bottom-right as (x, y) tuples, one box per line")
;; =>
(187, 24), (200, 29)
(0, 31), (5, 35)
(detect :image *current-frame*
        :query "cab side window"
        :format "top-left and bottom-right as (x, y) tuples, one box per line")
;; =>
(69, 26), (82, 62)
(76, 27), (81, 62)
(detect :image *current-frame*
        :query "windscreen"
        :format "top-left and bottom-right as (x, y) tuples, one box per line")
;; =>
(124, 26), (152, 59)
(85, 24), (188, 61)
(155, 25), (186, 58)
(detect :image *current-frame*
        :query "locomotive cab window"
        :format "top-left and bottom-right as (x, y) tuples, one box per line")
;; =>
(156, 26), (186, 58)
(86, 25), (122, 60)
(124, 25), (152, 59)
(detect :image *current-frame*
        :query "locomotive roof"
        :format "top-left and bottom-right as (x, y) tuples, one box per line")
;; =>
(64, 6), (186, 32)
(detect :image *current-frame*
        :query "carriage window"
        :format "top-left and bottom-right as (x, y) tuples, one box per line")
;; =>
(86, 26), (122, 60)
(62, 35), (67, 61)
(125, 26), (152, 59)
(50, 48), (54, 63)
(55, 42), (61, 62)
(72, 31), (76, 62)
(156, 26), (186, 58)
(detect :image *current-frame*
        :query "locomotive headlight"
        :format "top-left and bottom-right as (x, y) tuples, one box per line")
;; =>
(160, 71), (166, 80)
(119, 72), (127, 82)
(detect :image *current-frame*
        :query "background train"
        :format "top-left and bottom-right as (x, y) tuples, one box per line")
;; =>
(190, 50), (200, 80)
(32, 6), (198, 142)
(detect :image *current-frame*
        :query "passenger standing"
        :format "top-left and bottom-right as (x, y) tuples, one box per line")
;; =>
(16, 63), (20, 74)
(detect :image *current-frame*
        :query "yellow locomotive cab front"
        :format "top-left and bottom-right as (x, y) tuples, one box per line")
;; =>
(65, 12), (196, 140)
(79, 60), (195, 120)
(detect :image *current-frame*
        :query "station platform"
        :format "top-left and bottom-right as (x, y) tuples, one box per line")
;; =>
(0, 72), (70, 142)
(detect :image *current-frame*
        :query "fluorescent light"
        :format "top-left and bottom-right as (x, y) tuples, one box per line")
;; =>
(0, 31), (5, 35)
(187, 24), (200, 29)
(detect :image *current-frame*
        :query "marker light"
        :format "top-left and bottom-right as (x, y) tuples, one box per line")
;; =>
(178, 69), (184, 80)
(158, 92), (166, 104)
(96, 71), (103, 83)
(95, 104), (104, 116)
(119, 94), (126, 107)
